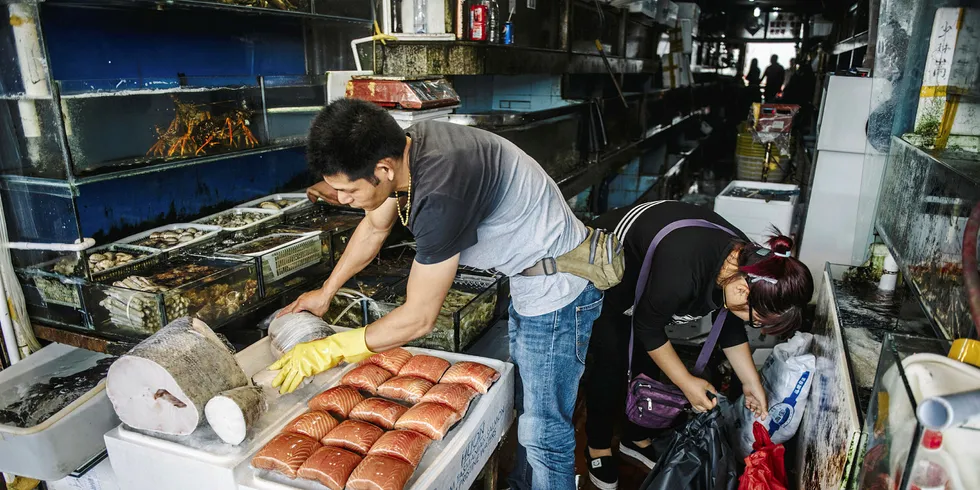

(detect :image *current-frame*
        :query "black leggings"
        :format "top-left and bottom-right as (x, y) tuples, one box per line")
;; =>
(584, 311), (665, 450)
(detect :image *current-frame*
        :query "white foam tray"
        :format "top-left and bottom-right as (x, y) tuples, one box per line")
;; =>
(0, 344), (119, 481)
(115, 223), (223, 252)
(106, 338), (514, 490)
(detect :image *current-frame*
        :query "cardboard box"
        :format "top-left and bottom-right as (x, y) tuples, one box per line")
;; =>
(676, 2), (700, 35)
(662, 53), (692, 88)
(913, 8), (980, 151)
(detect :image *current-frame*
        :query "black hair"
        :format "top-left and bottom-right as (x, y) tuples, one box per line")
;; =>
(307, 98), (406, 183)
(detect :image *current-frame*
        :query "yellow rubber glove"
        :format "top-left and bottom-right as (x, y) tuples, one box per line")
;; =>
(269, 328), (374, 394)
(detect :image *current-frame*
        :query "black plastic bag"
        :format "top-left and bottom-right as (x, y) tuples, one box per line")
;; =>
(640, 396), (739, 490)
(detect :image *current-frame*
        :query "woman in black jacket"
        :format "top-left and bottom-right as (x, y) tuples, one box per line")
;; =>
(583, 201), (813, 490)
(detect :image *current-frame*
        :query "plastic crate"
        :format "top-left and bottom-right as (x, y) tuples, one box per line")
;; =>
(224, 232), (323, 282)
(370, 271), (507, 352)
(234, 193), (312, 214)
(192, 208), (281, 233)
(116, 223), (222, 252)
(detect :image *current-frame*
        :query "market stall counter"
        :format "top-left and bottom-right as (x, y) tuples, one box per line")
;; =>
(104, 335), (514, 490)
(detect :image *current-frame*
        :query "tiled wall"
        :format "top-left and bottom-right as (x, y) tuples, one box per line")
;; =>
(606, 158), (659, 210)
(454, 75), (570, 112)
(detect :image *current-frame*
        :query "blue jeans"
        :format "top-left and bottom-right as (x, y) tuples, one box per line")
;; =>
(507, 283), (603, 490)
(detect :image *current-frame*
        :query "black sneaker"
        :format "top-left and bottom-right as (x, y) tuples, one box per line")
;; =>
(619, 440), (658, 470)
(584, 448), (618, 490)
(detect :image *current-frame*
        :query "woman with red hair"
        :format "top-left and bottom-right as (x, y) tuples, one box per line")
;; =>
(583, 200), (813, 490)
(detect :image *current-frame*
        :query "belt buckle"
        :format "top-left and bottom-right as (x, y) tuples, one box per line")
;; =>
(542, 257), (558, 275)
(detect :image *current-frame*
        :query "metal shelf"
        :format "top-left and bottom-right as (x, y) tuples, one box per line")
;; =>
(42, 0), (372, 25)
(833, 31), (869, 55)
(0, 143), (306, 190)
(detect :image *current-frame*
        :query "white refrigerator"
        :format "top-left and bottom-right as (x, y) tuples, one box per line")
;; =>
(800, 75), (883, 292)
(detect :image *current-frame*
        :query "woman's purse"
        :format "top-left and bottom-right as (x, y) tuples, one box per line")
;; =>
(626, 219), (737, 429)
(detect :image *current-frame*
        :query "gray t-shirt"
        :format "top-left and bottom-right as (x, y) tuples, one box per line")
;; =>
(405, 121), (588, 316)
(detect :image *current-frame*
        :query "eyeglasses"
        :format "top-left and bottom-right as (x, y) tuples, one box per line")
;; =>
(747, 302), (764, 329)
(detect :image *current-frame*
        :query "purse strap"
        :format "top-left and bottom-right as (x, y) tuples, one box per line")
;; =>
(627, 218), (737, 382)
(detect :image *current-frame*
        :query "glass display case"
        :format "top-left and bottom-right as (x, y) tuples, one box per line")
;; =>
(853, 333), (958, 490)
(874, 136), (980, 340)
(370, 271), (507, 352)
(55, 75), (326, 178)
(84, 254), (259, 338)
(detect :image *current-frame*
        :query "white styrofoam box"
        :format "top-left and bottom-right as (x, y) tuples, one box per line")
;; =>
(816, 76), (873, 153)
(713, 180), (799, 247)
(105, 337), (345, 490)
(672, 19), (694, 54)
(107, 337), (515, 490)
(246, 348), (515, 490)
(799, 151), (866, 294)
(655, 0), (679, 26)
(0, 344), (119, 481)
(662, 53), (692, 88)
(389, 107), (455, 129)
(46, 457), (120, 490)
(676, 2), (700, 23)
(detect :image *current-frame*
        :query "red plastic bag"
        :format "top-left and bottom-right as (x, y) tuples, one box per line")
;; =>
(737, 422), (788, 490)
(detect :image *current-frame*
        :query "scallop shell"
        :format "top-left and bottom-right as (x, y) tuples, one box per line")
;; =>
(150, 232), (163, 239)
(185, 228), (198, 234)
(258, 202), (281, 211)
(116, 253), (134, 261)
(89, 253), (106, 263)
(96, 260), (115, 270)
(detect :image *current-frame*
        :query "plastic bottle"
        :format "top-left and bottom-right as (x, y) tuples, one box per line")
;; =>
(486, 0), (500, 43)
(908, 430), (954, 490)
(414, 0), (428, 33)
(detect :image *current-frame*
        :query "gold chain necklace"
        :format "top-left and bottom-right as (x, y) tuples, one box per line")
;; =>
(396, 172), (412, 226)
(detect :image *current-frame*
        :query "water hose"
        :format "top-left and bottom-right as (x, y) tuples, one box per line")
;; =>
(961, 201), (980, 338)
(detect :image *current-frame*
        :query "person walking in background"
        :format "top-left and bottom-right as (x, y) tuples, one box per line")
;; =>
(745, 58), (762, 104)
(762, 55), (786, 102)
(783, 57), (797, 93)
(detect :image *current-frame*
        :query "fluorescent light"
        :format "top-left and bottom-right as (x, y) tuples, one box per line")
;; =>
(753, 7), (761, 17)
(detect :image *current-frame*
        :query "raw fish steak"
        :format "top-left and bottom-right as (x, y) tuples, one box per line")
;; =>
(322, 420), (385, 455)
(349, 397), (409, 430)
(397, 355), (450, 383)
(297, 446), (362, 490)
(368, 430), (432, 467)
(282, 410), (339, 442)
(251, 432), (321, 479)
(360, 348), (413, 375)
(440, 361), (500, 394)
(377, 376), (434, 405)
(347, 455), (414, 490)
(342, 365), (394, 395)
(419, 383), (479, 416)
(394, 402), (462, 440)
(309, 385), (365, 418)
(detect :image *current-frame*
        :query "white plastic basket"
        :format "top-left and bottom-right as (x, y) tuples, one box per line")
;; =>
(234, 193), (311, 214)
(192, 208), (281, 233)
(116, 223), (222, 252)
(224, 233), (322, 282)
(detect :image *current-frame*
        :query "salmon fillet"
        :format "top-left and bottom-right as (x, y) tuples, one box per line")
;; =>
(251, 432), (321, 479)
(394, 402), (462, 441)
(342, 365), (394, 395)
(377, 376), (434, 405)
(297, 446), (363, 490)
(347, 455), (414, 490)
(282, 410), (339, 442)
(322, 419), (385, 455)
(360, 348), (413, 375)
(397, 355), (450, 383)
(309, 385), (365, 418)
(419, 383), (480, 416)
(368, 430), (431, 467)
(349, 397), (409, 430)
(440, 361), (500, 394)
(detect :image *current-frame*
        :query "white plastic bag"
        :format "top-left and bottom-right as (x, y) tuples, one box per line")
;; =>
(728, 332), (815, 459)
